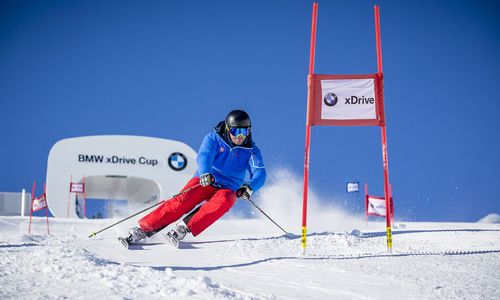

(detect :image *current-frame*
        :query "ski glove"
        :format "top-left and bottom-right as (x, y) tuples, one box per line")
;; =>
(236, 184), (253, 200)
(199, 173), (214, 187)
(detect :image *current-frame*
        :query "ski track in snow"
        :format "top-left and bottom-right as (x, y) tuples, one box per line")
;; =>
(1, 217), (499, 299)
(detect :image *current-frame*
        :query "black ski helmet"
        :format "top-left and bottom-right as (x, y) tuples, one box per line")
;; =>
(225, 110), (251, 128)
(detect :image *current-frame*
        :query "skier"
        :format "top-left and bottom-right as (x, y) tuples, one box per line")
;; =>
(120, 109), (266, 248)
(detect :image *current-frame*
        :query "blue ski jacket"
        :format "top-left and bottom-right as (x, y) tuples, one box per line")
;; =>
(195, 121), (266, 192)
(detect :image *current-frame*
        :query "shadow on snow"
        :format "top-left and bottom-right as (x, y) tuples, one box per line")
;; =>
(149, 249), (500, 272)
(360, 228), (500, 238)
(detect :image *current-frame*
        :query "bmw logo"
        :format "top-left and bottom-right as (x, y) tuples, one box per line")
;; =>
(168, 152), (187, 171)
(324, 93), (338, 107)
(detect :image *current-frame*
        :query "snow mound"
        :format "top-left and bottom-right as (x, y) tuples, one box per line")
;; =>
(477, 213), (500, 223)
(0, 229), (262, 299)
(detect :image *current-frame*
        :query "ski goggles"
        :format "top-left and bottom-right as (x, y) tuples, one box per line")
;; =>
(228, 127), (250, 138)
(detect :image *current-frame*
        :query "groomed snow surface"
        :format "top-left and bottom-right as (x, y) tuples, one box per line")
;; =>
(1, 172), (499, 299)
(2, 217), (499, 299)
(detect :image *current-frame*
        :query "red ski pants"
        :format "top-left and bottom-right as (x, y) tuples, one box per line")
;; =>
(138, 177), (236, 236)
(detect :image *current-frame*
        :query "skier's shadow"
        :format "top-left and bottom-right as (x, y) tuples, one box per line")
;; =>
(187, 233), (299, 246)
(128, 242), (198, 250)
(150, 249), (500, 272)
(178, 243), (198, 250)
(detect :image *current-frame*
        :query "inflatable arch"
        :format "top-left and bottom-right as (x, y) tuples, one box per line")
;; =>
(46, 135), (197, 218)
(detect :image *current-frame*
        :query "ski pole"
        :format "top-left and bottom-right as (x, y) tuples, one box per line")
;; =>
(247, 199), (290, 236)
(88, 183), (201, 238)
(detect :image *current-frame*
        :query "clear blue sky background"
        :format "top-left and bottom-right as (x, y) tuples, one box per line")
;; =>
(1, 0), (499, 222)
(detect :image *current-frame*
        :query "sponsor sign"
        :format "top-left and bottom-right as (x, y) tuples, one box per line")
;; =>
(346, 182), (360, 193)
(70, 182), (85, 193)
(321, 78), (376, 120)
(77, 154), (159, 167)
(32, 194), (47, 212)
(367, 196), (386, 217)
(168, 152), (187, 171)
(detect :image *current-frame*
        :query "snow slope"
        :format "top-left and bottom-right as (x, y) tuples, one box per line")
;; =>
(1, 215), (499, 300)
(1, 171), (499, 299)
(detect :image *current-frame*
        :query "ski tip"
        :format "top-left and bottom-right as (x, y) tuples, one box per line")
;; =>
(88, 232), (97, 238)
(118, 237), (130, 249)
(165, 232), (180, 248)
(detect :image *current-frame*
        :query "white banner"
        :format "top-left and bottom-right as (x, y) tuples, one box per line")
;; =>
(321, 78), (376, 120)
(367, 196), (386, 216)
(32, 195), (47, 212)
(70, 183), (85, 193)
(346, 182), (359, 193)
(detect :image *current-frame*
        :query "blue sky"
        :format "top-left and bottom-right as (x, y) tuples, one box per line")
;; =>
(1, 0), (499, 222)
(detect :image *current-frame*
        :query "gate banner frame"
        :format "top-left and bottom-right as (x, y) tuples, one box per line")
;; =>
(301, 3), (393, 254)
(308, 74), (385, 127)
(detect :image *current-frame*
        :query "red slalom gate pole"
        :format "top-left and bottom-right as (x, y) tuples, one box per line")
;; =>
(67, 174), (72, 218)
(365, 183), (369, 223)
(390, 184), (394, 224)
(28, 181), (35, 234)
(301, 1), (318, 255)
(83, 176), (87, 219)
(374, 5), (393, 252)
(44, 183), (50, 234)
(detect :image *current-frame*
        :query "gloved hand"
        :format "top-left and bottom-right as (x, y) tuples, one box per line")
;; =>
(236, 184), (253, 200)
(199, 173), (214, 187)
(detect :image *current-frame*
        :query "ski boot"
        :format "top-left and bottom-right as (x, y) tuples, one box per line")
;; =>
(166, 222), (189, 248)
(118, 227), (147, 249)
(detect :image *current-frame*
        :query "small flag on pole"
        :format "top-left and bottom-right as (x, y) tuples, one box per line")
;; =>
(346, 182), (360, 193)
(367, 196), (386, 217)
(70, 182), (85, 193)
(29, 181), (50, 234)
(32, 194), (47, 212)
